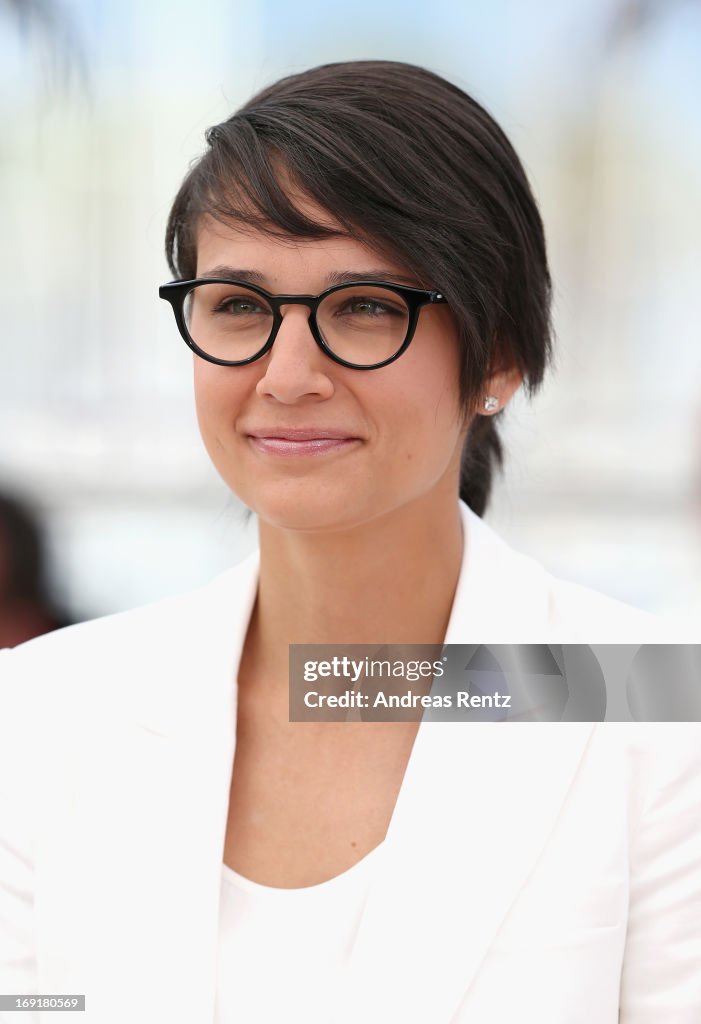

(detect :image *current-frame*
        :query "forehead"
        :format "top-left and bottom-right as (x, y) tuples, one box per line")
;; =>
(196, 216), (374, 264)
(194, 193), (420, 289)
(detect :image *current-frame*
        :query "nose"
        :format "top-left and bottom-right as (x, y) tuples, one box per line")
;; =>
(255, 303), (334, 403)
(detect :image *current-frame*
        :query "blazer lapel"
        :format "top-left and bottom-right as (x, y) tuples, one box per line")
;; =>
(37, 552), (260, 1023)
(337, 503), (595, 1022)
(450, 501), (552, 641)
(336, 723), (595, 1024)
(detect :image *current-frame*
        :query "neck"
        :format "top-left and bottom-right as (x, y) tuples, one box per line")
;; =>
(243, 492), (465, 692)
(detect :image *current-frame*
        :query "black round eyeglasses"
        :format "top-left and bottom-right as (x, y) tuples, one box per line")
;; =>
(158, 278), (448, 370)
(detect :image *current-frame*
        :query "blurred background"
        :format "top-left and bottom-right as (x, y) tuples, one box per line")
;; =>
(0, 0), (700, 643)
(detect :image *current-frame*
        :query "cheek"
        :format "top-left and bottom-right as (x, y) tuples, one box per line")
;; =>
(387, 359), (463, 456)
(193, 360), (246, 434)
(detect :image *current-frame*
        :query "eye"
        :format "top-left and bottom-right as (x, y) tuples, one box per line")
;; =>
(213, 296), (269, 315)
(337, 296), (404, 317)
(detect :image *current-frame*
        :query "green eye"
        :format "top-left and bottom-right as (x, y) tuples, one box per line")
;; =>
(337, 297), (404, 317)
(215, 298), (268, 315)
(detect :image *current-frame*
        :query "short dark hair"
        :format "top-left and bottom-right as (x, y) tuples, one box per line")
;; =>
(165, 60), (554, 516)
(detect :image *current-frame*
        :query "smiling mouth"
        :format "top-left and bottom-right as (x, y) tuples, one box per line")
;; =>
(246, 435), (361, 457)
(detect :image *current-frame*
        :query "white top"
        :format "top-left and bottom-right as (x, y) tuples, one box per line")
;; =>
(214, 844), (384, 1023)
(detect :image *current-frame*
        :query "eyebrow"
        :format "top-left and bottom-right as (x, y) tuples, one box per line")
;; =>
(198, 265), (423, 289)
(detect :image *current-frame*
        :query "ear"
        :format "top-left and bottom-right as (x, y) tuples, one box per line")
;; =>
(475, 360), (524, 418)
(457, 345), (525, 432)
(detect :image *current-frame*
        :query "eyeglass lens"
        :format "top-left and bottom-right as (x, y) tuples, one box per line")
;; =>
(185, 283), (411, 365)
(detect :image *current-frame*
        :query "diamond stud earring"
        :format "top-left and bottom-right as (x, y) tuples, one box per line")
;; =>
(483, 395), (499, 412)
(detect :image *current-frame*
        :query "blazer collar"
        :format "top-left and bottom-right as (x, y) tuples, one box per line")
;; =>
(129, 499), (553, 739)
(445, 501), (551, 643)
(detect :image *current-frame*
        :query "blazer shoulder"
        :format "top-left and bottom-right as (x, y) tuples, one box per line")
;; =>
(461, 502), (678, 642)
(0, 549), (259, 702)
(546, 576), (685, 642)
(1, 587), (195, 679)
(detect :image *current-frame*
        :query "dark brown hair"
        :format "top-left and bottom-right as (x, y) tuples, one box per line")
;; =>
(165, 60), (554, 516)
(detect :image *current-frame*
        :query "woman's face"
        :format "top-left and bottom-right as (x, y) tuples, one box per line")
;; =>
(193, 203), (471, 533)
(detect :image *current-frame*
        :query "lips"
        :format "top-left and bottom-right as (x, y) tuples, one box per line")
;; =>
(245, 428), (361, 457)
(246, 428), (358, 441)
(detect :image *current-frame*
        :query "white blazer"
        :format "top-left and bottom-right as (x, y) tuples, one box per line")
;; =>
(1, 501), (699, 1023)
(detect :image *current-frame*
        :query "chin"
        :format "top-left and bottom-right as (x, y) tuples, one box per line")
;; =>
(237, 483), (373, 534)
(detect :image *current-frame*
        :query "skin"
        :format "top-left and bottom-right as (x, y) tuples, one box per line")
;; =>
(193, 195), (523, 885)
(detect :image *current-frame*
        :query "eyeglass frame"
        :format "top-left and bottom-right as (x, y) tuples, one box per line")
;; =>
(158, 277), (448, 370)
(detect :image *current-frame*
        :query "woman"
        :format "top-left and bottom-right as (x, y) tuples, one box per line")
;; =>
(0, 61), (698, 1024)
